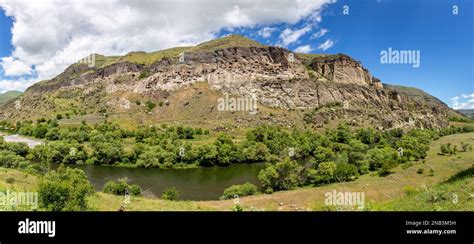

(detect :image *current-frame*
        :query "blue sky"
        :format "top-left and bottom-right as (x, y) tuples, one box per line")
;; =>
(0, 9), (12, 76)
(0, 0), (472, 108)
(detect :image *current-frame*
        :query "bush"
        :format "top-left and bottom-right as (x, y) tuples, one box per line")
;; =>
(334, 162), (358, 182)
(416, 168), (424, 174)
(378, 163), (392, 177)
(232, 204), (243, 212)
(221, 182), (258, 200)
(461, 142), (471, 152)
(138, 71), (149, 80)
(103, 178), (141, 196)
(258, 159), (302, 191)
(129, 184), (142, 196)
(6, 177), (15, 184)
(3, 142), (30, 157)
(161, 187), (180, 200)
(307, 161), (337, 185)
(38, 165), (94, 211)
(440, 143), (458, 155)
(403, 185), (418, 196)
(0, 150), (29, 169)
(145, 101), (156, 111)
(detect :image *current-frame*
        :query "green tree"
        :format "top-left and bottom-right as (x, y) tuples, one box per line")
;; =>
(38, 165), (94, 211)
(258, 159), (302, 192)
(366, 146), (397, 171)
(307, 161), (337, 184)
(334, 162), (358, 182)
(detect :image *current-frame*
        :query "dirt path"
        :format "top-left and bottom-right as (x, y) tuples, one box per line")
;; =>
(2, 134), (43, 148)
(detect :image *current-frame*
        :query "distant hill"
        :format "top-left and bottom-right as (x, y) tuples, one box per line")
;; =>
(0, 91), (22, 106)
(458, 109), (474, 119)
(383, 84), (462, 117)
(383, 84), (447, 108)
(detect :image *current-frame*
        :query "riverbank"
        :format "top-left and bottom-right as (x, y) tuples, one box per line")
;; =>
(1, 132), (473, 211)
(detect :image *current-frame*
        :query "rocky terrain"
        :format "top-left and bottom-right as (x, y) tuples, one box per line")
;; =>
(0, 35), (463, 130)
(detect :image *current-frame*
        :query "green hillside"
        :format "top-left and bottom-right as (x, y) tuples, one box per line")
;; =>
(93, 34), (265, 67)
(0, 90), (22, 105)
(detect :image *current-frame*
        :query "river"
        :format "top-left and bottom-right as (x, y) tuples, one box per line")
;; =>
(51, 163), (265, 200)
(2, 133), (264, 200)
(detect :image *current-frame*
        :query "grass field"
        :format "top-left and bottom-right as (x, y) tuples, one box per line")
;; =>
(1, 132), (473, 211)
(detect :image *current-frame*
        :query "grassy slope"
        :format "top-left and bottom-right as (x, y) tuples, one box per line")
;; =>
(370, 168), (473, 211)
(98, 34), (264, 67)
(383, 83), (462, 119)
(0, 91), (22, 106)
(1, 132), (473, 211)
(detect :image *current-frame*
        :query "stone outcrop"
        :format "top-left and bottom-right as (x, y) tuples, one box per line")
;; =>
(4, 42), (457, 130)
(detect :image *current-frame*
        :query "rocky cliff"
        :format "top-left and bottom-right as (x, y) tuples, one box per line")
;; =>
(0, 35), (461, 130)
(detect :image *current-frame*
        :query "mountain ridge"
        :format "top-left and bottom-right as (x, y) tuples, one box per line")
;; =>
(0, 35), (464, 130)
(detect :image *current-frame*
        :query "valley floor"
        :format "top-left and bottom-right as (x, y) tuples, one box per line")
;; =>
(1, 132), (473, 211)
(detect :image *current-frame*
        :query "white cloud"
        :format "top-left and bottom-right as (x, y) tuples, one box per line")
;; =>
(0, 57), (33, 76)
(0, 0), (335, 91)
(0, 77), (36, 93)
(258, 27), (276, 38)
(451, 94), (474, 109)
(317, 39), (334, 51)
(311, 28), (328, 39)
(279, 25), (312, 46)
(294, 45), (312, 53)
(461, 93), (474, 99)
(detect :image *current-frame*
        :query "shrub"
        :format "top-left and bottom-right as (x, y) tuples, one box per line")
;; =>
(232, 204), (243, 212)
(0, 150), (29, 168)
(258, 159), (302, 191)
(378, 163), (392, 177)
(403, 185), (418, 196)
(334, 162), (358, 182)
(440, 144), (449, 155)
(221, 182), (258, 200)
(161, 187), (180, 201)
(461, 142), (470, 152)
(138, 71), (149, 80)
(416, 168), (424, 174)
(307, 161), (336, 185)
(145, 101), (156, 111)
(103, 178), (141, 196)
(129, 184), (142, 196)
(6, 177), (15, 184)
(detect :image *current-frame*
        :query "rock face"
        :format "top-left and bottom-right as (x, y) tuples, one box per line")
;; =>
(1, 39), (459, 130)
(309, 54), (379, 87)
